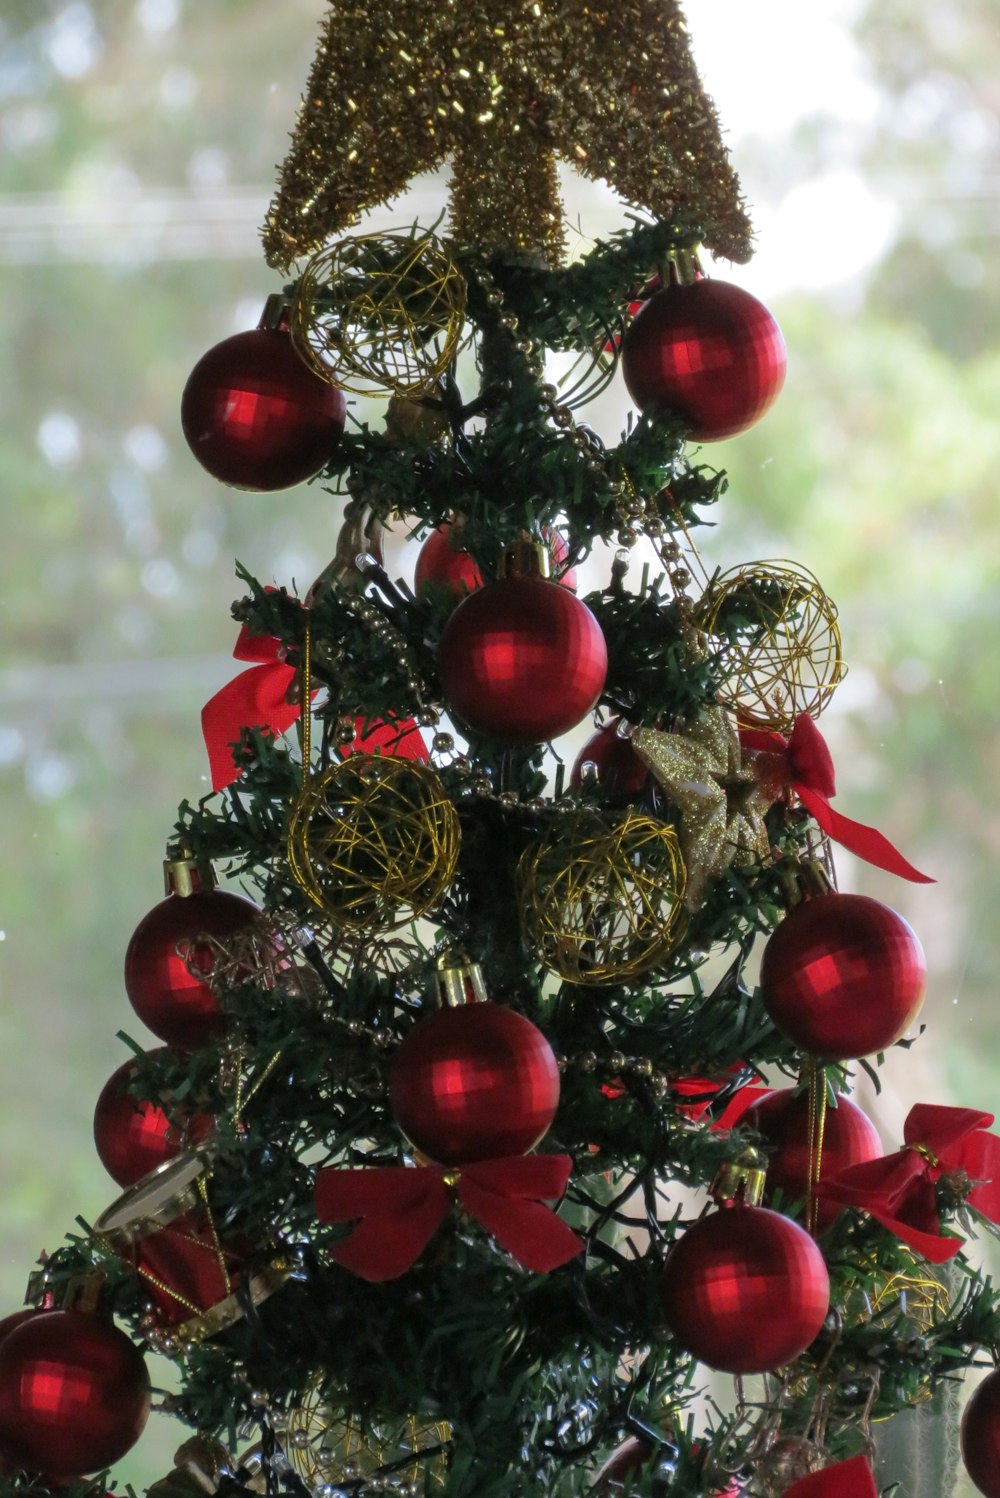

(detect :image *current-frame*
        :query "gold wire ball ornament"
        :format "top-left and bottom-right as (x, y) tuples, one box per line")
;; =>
(289, 231), (469, 398)
(696, 560), (846, 732)
(844, 1251), (953, 1340)
(286, 754), (460, 931)
(518, 810), (687, 986)
(284, 1394), (450, 1492)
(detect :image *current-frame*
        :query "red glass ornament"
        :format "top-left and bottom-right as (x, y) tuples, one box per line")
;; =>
(621, 278), (786, 441)
(570, 718), (649, 799)
(180, 308), (347, 491)
(743, 1088), (882, 1232)
(437, 576), (607, 743)
(389, 1002), (560, 1164)
(0, 1310), (150, 1477)
(591, 1437), (677, 1496)
(962, 1369), (1000, 1497)
(124, 886), (263, 1050)
(591, 1437), (743, 1497)
(760, 893), (927, 1061)
(93, 1049), (215, 1188)
(0, 1308), (45, 1350)
(415, 523), (577, 597)
(661, 1203), (830, 1374)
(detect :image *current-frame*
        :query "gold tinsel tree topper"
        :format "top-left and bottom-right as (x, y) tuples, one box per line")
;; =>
(263, 0), (752, 269)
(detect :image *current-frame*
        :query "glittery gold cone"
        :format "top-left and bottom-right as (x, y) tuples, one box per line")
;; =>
(262, 0), (752, 270)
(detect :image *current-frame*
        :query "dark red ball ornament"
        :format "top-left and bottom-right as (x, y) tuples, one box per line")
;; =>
(570, 718), (649, 799)
(415, 523), (576, 598)
(621, 276), (786, 441)
(93, 1050), (215, 1187)
(124, 853), (265, 1050)
(591, 1437), (742, 1498)
(760, 893), (926, 1061)
(744, 1088), (882, 1232)
(0, 1310), (150, 1477)
(661, 1204), (829, 1374)
(590, 1437), (678, 1496)
(438, 573), (607, 743)
(389, 1001), (560, 1165)
(962, 1368), (1000, 1497)
(180, 299), (347, 490)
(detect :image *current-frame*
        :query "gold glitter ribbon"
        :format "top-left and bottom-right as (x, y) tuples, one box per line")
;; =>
(262, 0), (752, 269)
(805, 1059), (828, 1236)
(628, 708), (772, 910)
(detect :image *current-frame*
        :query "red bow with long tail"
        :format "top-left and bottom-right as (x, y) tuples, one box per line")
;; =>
(819, 1103), (1000, 1262)
(781, 1455), (877, 1498)
(315, 1155), (582, 1281)
(740, 713), (932, 882)
(202, 625), (427, 792)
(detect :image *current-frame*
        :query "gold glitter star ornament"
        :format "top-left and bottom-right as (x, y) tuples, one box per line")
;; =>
(629, 708), (773, 908)
(263, 0), (752, 269)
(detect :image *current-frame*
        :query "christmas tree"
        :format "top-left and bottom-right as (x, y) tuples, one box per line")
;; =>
(4, 5), (1000, 1498)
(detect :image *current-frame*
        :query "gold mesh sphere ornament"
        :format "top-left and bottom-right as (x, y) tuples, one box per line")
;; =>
(697, 560), (845, 732)
(518, 810), (687, 985)
(286, 754), (460, 931)
(844, 1252), (953, 1339)
(284, 1393), (450, 1492)
(290, 231), (468, 397)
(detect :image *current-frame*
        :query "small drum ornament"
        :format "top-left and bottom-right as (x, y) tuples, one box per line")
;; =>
(95, 1152), (288, 1353)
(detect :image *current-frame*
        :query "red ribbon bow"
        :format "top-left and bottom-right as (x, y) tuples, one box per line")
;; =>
(740, 714), (932, 883)
(202, 626), (302, 791)
(781, 1455), (877, 1498)
(819, 1103), (1000, 1263)
(202, 625), (427, 792)
(315, 1155), (582, 1282)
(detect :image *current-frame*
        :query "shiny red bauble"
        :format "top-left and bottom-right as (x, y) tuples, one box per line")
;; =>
(415, 523), (577, 598)
(124, 887), (263, 1049)
(570, 718), (649, 799)
(0, 1310), (150, 1476)
(0, 1307), (46, 1350)
(591, 1437), (677, 1496)
(591, 1437), (742, 1497)
(621, 278), (786, 441)
(743, 1088), (882, 1232)
(661, 1203), (830, 1374)
(760, 893), (927, 1061)
(437, 576), (608, 743)
(962, 1369), (1000, 1497)
(389, 1002), (560, 1164)
(93, 1050), (215, 1187)
(180, 319), (347, 490)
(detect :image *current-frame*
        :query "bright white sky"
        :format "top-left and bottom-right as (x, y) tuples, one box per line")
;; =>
(683, 0), (898, 296)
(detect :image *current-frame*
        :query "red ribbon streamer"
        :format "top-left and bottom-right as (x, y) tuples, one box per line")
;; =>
(315, 1155), (582, 1281)
(202, 625), (427, 792)
(666, 1064), (766, 1125)
(740, 714), (933, 883)
(781, 1455), (877, 1498)
(819, 1103), (1000, 1262)
(706, 1077), (773, 1132)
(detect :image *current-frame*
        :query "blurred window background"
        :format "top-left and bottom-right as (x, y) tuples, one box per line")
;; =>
(0, 1), (996, 1488)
